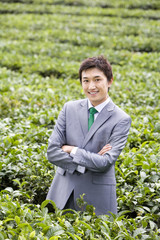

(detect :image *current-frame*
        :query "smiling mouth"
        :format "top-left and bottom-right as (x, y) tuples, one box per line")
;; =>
(88, 91), (99, 95)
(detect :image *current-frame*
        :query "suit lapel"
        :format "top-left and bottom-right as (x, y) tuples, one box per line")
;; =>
(78, 99), (89, 138)
(82, 99), (115, 148)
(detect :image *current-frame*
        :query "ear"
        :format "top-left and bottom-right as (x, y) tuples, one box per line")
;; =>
(108, 77), (113, 87)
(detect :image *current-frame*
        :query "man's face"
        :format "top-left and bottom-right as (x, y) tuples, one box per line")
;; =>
(81, 68), (113, 106)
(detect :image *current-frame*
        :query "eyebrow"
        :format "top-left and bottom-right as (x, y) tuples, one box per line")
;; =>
(94, 75), (101, 78)
(82, 75), (102, 79)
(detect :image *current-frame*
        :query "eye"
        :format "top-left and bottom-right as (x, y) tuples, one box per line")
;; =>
(95, 79), (100, 82)
(83, 79), (89, 83)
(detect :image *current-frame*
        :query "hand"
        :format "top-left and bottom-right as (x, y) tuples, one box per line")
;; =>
(98, 144), (112, 155)
(62, 145), (74, 154)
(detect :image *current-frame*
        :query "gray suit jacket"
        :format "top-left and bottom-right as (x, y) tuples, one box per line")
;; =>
(46, 98), (131, 215)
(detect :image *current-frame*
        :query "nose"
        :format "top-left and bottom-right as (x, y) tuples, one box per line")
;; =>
(89, 81), (96, 89)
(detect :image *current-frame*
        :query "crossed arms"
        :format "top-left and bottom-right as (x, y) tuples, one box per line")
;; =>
(62, 144), (112, 156)
(47, 103), (131, 173)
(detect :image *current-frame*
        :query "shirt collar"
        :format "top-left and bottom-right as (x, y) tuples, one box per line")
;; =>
(88, 96), (110, 113)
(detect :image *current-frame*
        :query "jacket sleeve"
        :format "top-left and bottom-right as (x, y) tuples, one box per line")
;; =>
(47, 103), (78, 174)
(71, 117), (131, 173)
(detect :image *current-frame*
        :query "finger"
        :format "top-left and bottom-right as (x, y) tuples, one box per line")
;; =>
(100, 144), (111, 150)
(99, 148), (112, 155)
(103, 144), (112, 148)
(98, 147), (111, 154)
(103, 145), (112, 149)
(102, 146), (112, 151)
(99, 150), (107, 155)
(98, 149), (106, 155)
(98, 144), (112, 154)
(98, 150), (103, 155)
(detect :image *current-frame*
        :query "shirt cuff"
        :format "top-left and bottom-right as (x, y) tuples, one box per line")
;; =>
(76, 165), (86, 174)
(70, 147), (86, 173)
(71, 147), (78, 155)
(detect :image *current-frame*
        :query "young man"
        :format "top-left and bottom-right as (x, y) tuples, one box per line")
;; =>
(46, 56), (131, 215)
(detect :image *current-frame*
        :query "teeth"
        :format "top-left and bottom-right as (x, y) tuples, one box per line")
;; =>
(89, 92), (98, 94)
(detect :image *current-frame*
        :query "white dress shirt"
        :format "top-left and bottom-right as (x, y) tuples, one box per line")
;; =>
(88, 96), (110, 121)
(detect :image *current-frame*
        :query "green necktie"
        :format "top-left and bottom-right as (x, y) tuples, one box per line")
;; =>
(88, 107), (98, 130)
